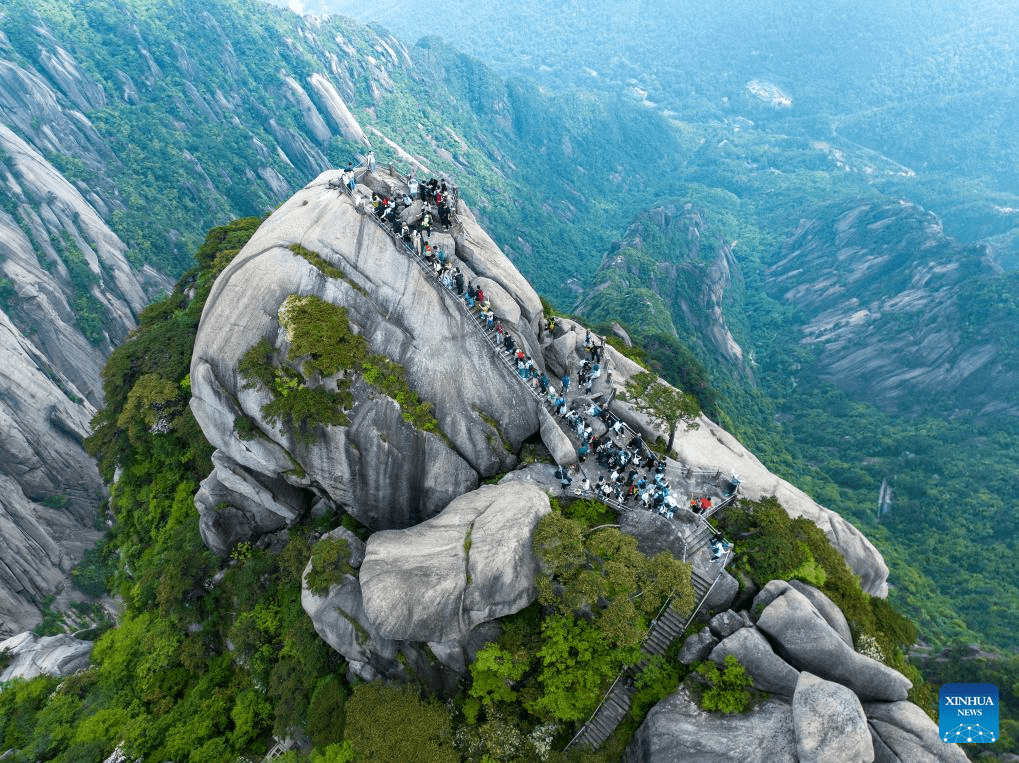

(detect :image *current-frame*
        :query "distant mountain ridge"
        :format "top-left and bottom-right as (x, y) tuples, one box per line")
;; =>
(0, 0), (691, 632)
(766, 199), (1019, 417)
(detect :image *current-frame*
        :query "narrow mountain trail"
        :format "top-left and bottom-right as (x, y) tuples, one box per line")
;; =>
(336, 163), (738, 750)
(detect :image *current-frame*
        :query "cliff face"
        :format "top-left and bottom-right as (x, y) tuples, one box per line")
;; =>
(575, 202), (751, 378)
(766, 200), (1018, 416)
(0, 118), (167, 637)
(190, 167), (547, 548)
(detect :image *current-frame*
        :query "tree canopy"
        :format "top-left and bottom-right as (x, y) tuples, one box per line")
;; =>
(621, 370), (700, 453)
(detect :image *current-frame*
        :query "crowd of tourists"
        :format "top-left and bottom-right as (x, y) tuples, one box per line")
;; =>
(335, 158), (730, 557)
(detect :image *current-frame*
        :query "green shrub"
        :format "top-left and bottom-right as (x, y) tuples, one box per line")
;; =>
(343, 682), (457, 763)
(692, 655), (753, 713)
(305, 537), (354, 596)
(238, 294), (441, 443)
(233, 415), (258, 441)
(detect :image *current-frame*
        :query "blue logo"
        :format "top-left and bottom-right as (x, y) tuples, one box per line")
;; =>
(940, 683), (998, 744)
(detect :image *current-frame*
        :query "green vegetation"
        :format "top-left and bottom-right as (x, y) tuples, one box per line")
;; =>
(290, 243), (346, 281)
(453, 497), (695, 759)
(290, 244), (369, 298)
(239, 292), (441, 444)
(71, 543), (115, 598)
(305, 537), (354, 597)
(715, 496), (933, 713)
(620, 370), (700, 454)
(690, 655), (754, 714)
(0, 218), (357, 763)
(343, 682), (457, 763)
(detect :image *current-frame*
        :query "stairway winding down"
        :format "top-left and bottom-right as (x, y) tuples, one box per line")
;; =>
(334, 166), (736, 752)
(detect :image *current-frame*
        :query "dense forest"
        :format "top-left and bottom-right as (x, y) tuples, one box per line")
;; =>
(0, 219), (946, 761)
(1, 0), (1018, 758)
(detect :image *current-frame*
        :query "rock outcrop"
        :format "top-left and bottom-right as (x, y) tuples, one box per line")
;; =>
(0, 631), (93, 682)
(624, 576), (969, 762)
(709, 626), (800, 696)
(865, 700), (970, 763)
(754, 583), (911, 702)
(791, 671), (873, 763)
(359, 482), (551, 642)
(562, 319), (890, 596)
(624, 687), (798, 763)
(766, 200), (1017, 416)
(0, 119), (167, 636)
(190, 168), (551, 543)
(629, 604), (966, 762)
(302, 483), (549, 685)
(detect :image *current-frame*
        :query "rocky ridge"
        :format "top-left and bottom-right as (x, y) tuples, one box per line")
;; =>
(0, 116), (168, 636)
(189, 167), (548, 550)
(181, 168), (906, 759)
(625, 579), (967, 762)
(189, 166), (888, 597)
(766, 199), (1017, 416)
(574, 202), (751, 378)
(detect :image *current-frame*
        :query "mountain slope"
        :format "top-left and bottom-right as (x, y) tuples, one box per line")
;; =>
(0, 0), (689, 630)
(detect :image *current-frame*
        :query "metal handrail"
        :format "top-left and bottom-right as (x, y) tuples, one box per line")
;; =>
(565, 548), (735, 751)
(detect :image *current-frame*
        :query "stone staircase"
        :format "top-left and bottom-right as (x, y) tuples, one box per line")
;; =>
(564, 552), (732, 752)
(337, 167), (738, 753)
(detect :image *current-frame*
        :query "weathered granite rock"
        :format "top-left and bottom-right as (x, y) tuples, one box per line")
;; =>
(544, 329), (579, 378)
(756, 585), (911, 701)
(617, 507), (692, 561)
(701, 570), (739, 613)
(450, 201), (543, 327)
(864, 700), (970, 763)
(624, 686), (797, 763)
(788, 579), (853, 646)
(539, 406), (577, 466)
(426, 621), (502, 676)
(359, 482), (551, 642)
(307, 73), (369, 146)
(0, 632), (93, 682)
(710, 626), (799, 696)
(195, 450), (312, 555)
(708, 610), (745, 639)
(0, 119), (167, 635)
(497, 463), (567, 494)
(592, 342), (890, 597)
(766, 200), (1019, 417)
(301, 527), (399, 682)
(191, 169), (554, 534)
(678, 629), (718, 665)
(792, 671), (873, 763)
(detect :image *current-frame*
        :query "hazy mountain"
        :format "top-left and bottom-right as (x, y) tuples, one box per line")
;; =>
(305, 0), (1019, 253)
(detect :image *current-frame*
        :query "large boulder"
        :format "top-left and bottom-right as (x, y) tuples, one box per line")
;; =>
(624, 686), (797, 763)
(701, 570), (740, 613)
(864, 701), (970, 763)
(0, 632), (93, 682)
(756, 585), (911, 701)
(191, 169), (551, 536)
(539, 406), (577, 466)
(678, 629), (718, 665)
(359, 482), (551, 642)
(792, 671), (873, 763)
(787, 580), (853, 646)
(301, 526), (449, 686)
(709, 626), (799, 696)
(708, 610), (746, 639)
(195, 450), (312, 555)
